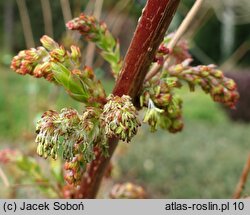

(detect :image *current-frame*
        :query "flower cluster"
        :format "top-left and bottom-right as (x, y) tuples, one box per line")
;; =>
(11, 35), (80, 81)
(142, 32), (239, 133)
(11, 46), (52, 81)
(166, 59), (239, 108)
(109, 182), (146, 199)
(36, 110), (60, 159)
(11, 35), (106, 105)
(66, 13), (122, 77)
(153, 32), (191, 66)
(64, 154), (85, 185)
(101, 95), (141, 142)
(36, 108), (104, 161)
(143, 97), (183, 133)
(35, 107), (107, 185)
(163, 32), (191, 63)
(153, 44), (170, 65)
(34, 94), (141, 185)
(141, 76), (183, 132)
(66, 14), (107, 43)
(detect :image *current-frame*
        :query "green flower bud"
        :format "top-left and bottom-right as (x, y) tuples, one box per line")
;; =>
(40, 35), (59, 51)
(50, 47), (66, 63)
(36, 144), (44, 157)
(143, 99), (164, 132)
(70, 45), (81, 64)
(168, 117), (184, 133)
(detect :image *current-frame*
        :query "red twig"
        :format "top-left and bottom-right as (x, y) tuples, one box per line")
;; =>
(145, 0), (204, 82)
(233, 153), (250, 199)
(74, 0), (180, 198)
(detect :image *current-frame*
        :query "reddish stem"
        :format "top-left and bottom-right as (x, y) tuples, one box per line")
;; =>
(233, 153), (250, 199)
(74, 0), (180, 198)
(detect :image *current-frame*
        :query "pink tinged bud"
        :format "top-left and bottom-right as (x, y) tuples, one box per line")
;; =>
(231, 91), (240, 101)
(163, 93), (172, 101)
(157, 56), (164, 65)
(50, 48), (66, 63)
(66, 15), (91, 32)
(70, 45), (81, 59)
(200, 70), (209, 77)
(10, 56), (21, 71)
(64, 160), (77, 170)
(212, 69), (224, 78)
(11, 47), (49, 74)
(66, 21), (74, 30)
(66, 14), (101, 40)
(152, 56), (158, 62)
(45, 73), (54, 81)
(33, 64), (44, 78)
(115, 111), (122, 123)
(83, 66), (95, 79)
(100, 22), (107, 30)
(211, 85), (224, 95)
(155, 94), (171, 106)
(40, 35), (59, 51)
(224, 79), (237, 91)
(64, 172), (74, 185)
(24, 49), (39, 62)
(20, 61), (33, 75)
(183, 74), (195, 82)
(209, 77), (219, 86)
(169, 119), (184, 133)
(60, 108), (80, 127)
(73, 171), (81, 180)
(71, 69), (81, 76)
(37, 46), (48, 55)
(42, 110), (59, 119)
(158, 44), (169, 55)
(41, 62), (52, 73)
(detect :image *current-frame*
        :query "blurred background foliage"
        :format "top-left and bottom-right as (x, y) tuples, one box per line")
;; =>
(0, 0), (250, 198)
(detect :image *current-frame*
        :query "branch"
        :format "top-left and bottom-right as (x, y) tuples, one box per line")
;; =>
(221, 40), (250, 71)
(16, 0), (35, 48)
(145, 0), (204, 82)
(85, 0), (104, 67)
(74, 0), (180, 198)
(40, 0), (54, 37)
(233, 153), (250, 199)
(0, 166), (10, 187)
(60, 0), (72, 24)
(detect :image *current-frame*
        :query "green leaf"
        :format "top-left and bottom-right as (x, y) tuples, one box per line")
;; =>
(105, 34), (116, 50)
(51, 62), (90, 103)
(51, 63), (70, 84)
(101, 52), (119, 64)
